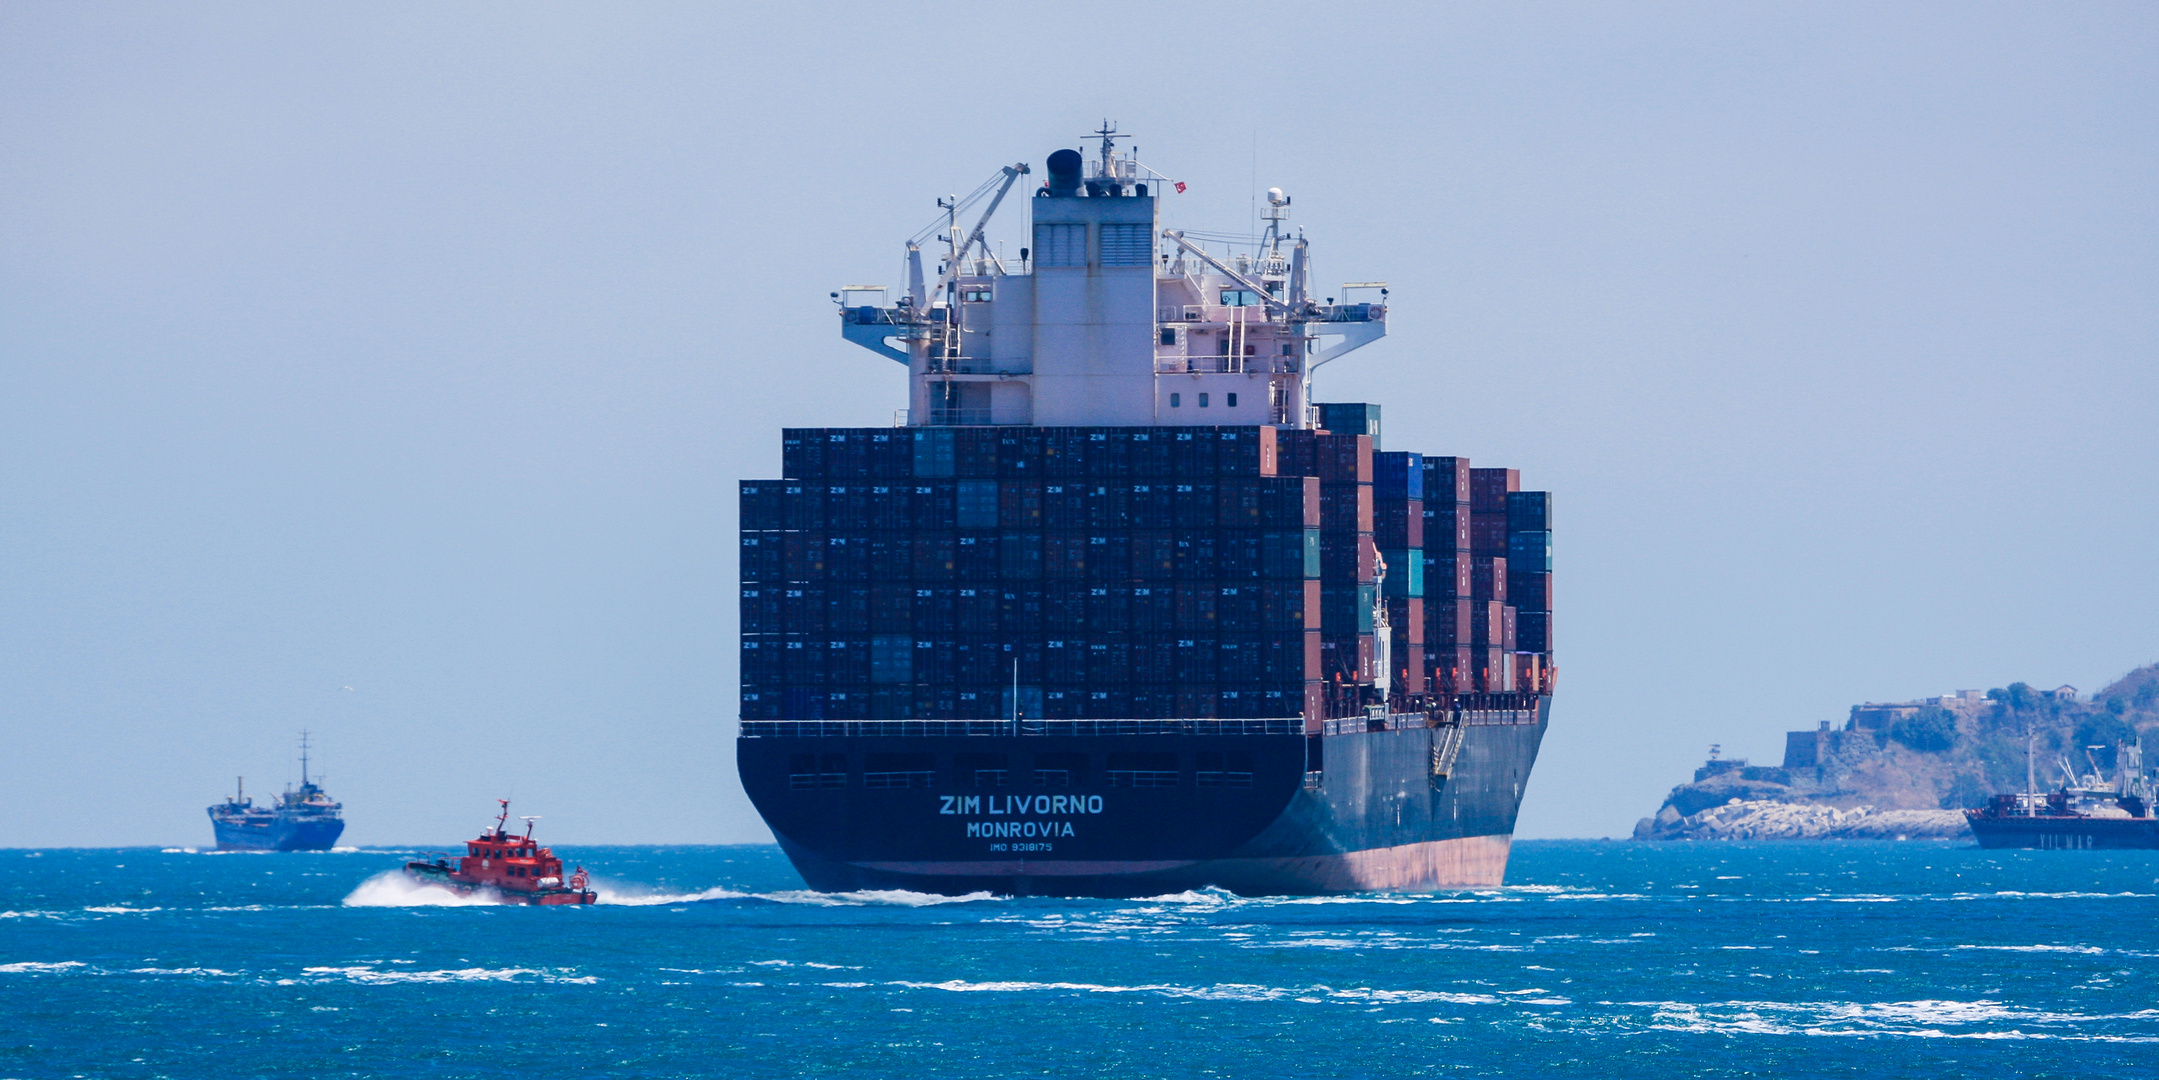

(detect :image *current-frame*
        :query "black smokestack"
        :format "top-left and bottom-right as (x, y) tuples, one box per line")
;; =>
(1045, 149), (1083, 196)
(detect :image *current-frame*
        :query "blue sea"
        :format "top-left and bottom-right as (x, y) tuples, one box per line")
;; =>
(2, 842), (2155, 1078)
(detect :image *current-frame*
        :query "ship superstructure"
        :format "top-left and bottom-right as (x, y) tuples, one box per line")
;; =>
(737, 130), (1555, 895)
(1967, 739), (2159, 849)
(206, 733), (345, 851)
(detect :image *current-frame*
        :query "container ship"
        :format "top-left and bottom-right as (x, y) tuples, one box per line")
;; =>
(1967, 740), (2158, 849)
(206, 734), (345, 851)
(735, 129), (1554, 896)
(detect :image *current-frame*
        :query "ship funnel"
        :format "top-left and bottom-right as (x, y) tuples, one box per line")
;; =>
(1045, 149), (1083, 196)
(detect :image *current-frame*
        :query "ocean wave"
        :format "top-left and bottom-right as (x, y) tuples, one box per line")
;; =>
(160, 847), (200, 854)
(753, 888), (1003, 907)
(293, 965), (597, 985)
(889, 979), (1555, 1006)
(82, 906), (162, 914)
(1954, 944), (2107, 955)
(0, 961), (87, 974)
(126, 967), (242, 977)
(341, 871), (502, 907)
(1637, 997), (2159, 1038)
(594, 883), (749, 906)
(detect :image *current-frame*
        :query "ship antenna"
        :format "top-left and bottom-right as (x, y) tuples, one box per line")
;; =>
(495, 798), (510, 837)
(520, 815), (539, 841)
(1092, 120), (1123, 180)
(298, 730), (311, 787)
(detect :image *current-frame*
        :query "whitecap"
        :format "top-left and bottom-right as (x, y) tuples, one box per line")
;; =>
(0, 961), (87, 974)
(300, 965), (595, 985)
(592, 883), (748, 906)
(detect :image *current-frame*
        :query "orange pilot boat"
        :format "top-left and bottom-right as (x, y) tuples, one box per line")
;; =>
(403, 800), (597, 905)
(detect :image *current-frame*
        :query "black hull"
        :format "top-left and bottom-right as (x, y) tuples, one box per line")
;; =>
(1967, 815), (2159, 850)
(738, 700), (1548, 897)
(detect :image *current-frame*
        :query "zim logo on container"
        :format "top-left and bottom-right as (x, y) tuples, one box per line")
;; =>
(938, 794), (1104, 815)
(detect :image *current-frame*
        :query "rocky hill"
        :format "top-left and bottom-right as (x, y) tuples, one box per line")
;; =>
(1635, 663), (2159, 841)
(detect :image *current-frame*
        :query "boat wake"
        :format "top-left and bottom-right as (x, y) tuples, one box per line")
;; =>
(342, 870), (501, 907)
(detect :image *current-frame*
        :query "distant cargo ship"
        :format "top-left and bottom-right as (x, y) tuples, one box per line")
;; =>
(206, 734), (345, 851)
(734, 128), (1555, 896)
(1967, 740), (2157, 849)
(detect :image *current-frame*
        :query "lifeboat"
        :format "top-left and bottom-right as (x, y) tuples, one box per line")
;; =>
(402, 800), (597, 905)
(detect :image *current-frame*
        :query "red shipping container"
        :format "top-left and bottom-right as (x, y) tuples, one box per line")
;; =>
(1303, 679), (1325, 731)
(1304, 629), (1323, 681)
(1393, 643), (1426, 697)
(1513, 653), (1545, 694)
(1469, 467), (1519, 513)
(1320, 483), (1375, 534)
(1424, 596), (1474, 645)
(1316, 434), (1373, 484)
(1503, 604), (1518, 652)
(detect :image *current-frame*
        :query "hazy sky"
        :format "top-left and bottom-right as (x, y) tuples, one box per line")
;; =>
(3, 3), (2154, 847)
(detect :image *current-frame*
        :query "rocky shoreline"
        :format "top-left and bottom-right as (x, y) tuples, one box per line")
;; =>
(1633, 798), (1971, 841)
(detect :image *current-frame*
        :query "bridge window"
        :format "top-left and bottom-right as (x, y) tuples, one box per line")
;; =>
(1221, 289), (1260, 307)
(1226, 393), (1238, 408)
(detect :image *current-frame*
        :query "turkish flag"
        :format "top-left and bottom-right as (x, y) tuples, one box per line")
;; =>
(1174, 181), (1187, 193)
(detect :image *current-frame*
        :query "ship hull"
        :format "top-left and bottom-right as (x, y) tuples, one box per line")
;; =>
(739, 700), (1548, 897)
(1966, 814), (2159, 850)
(401, 863), (597, 905)
(209, 814), (345, 852)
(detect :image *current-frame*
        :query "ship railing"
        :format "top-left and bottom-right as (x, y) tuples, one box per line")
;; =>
(924, 357), (1022, 375)
(1313, 701), (1544, 735)
(740, 717), (1305, 738)
(924, 407), (999, 426)
(1153, 355), (1300, 376)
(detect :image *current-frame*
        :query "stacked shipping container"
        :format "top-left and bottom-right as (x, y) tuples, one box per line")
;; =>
(740, 413), (1549, 726)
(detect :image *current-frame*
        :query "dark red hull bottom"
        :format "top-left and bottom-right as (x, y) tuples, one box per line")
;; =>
(401, 863), (596, 904)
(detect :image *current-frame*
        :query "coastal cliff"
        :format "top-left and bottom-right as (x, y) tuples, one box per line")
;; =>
(1635, 664), (2159, 841)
